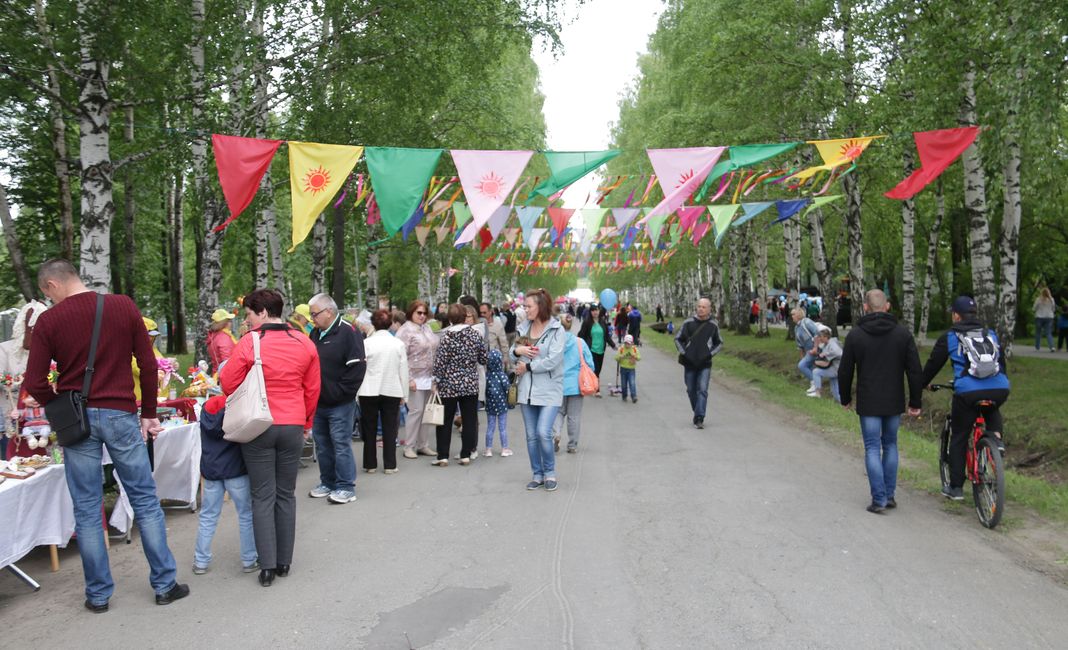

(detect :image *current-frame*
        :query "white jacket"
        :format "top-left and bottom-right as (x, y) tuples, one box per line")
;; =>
(358, 330), (410, 399)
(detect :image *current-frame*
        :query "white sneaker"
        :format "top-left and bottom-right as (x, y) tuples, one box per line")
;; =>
(806, 390), (821, 398)
(500, 448), (514, 457)
(483, 449), (493, 457)
(805, 386), (818, 396)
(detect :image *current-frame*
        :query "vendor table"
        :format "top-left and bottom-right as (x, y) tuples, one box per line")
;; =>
(0, 464), (75, 589)
(106, 422), (201, 535)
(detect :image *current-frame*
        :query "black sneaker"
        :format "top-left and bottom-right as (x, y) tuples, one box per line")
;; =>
(155, 583), (190, 605)
(694, 418), (704, 430)
(526, 480), (544, 490)
(84, 599), (109, 614)
(545, 479), (558, 491)
(866, 503), (887, 514)
(885, 498), (897, 509)
(941, 486), (964, 501)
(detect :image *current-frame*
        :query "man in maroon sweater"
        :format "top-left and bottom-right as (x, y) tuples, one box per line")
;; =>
(25, 259), (189, 613)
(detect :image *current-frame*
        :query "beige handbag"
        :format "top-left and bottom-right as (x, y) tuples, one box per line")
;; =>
(422, 390), (445, 426)
(223, 332), (274, 443)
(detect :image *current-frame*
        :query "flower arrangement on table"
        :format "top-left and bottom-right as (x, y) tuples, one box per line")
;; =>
(156, 357), (185, 398)
(181, 360), (218, 398)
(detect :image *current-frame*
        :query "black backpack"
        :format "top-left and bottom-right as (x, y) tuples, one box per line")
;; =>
(503, 310), (516, 334)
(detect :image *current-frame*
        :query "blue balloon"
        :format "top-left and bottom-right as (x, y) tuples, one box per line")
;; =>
(599, 288), (618, 310)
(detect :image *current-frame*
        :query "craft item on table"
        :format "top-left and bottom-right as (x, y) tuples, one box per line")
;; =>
(182, 361), (219, 398)
(157, 357), (185, 399)
(1, 458), (39, 479)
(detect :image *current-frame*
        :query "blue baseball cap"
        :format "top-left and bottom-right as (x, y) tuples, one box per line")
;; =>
(951, 296), (977, 315)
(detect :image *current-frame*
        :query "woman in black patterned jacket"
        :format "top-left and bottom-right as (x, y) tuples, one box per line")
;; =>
(431, 304), (487, 466)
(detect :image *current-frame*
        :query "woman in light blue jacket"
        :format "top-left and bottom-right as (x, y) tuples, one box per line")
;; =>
(553, 314), (594, 454)
(510, 289), (566, 491)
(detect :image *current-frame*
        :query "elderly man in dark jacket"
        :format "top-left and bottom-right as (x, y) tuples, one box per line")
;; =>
(674, 298), (723, 430)
(194, 395), (259, 575)
(838, 289), (922, 514)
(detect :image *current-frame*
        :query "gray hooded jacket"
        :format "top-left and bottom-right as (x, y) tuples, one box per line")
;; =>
(509, 317), (565, 407)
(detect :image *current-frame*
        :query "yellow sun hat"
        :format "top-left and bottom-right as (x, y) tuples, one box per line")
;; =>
(295, 304), (312, 320)
(142, 317), (159, 336)
(211, 308), (233, 323)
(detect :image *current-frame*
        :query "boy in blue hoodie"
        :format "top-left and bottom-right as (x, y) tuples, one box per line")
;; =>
(193, 395), (258, 574)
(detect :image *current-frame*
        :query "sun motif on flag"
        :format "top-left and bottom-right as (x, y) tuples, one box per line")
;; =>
(303, 166), (331, 194)
(675, 169), (695, 189)
(476, 172), (506, 199)
(838, 139), (868, 161)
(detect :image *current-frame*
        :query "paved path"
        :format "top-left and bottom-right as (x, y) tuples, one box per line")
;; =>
(3, 345), (1068, 648)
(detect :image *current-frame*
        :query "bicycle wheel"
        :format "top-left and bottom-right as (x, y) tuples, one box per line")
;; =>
(972, 436), (1005, 529)
(939, 419), (952, 491)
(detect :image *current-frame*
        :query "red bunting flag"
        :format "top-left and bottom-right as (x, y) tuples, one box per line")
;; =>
(547, 207), (574, 238)
(885, 127), (980, 200)
(212, 134), (283, 231)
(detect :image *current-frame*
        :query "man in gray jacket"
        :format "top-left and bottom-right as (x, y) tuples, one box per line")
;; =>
(674, 298), (723, 429)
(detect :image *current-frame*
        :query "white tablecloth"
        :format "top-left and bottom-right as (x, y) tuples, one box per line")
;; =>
(0, 464), (75, 569)
(107, 423), (201, 533)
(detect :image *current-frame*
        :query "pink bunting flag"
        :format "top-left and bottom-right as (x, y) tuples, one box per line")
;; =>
(677, 206), (706, 234)
(692, 221), (712, 246)
(451, 149), (533, 244)
(640, 146), (727, 223)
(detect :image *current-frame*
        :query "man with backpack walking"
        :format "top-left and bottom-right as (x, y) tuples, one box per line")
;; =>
(674, 298), (723, 429)
(920, 296), (1010, 500)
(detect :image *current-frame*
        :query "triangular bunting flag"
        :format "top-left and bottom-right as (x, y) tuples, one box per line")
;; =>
(212, 134), (283, 231)
(668, 223), (682, 246)
(677, 206), (706, 234)
(709, 204), (741, 247)
(885, 127), (980, 199)
(790, 136), (883, 182)
(645, 211), (670, 248)
(611, 207), (641, 234)
(773, 198), (813, 224)
(452, 149), (533, 243)
(529, 150), (621, 199)
(401, 206), (424, 241)
(598, 226), (616, 241)
(502, 228), (519, 246)
(641, 146), (726, 222)
(622, 227), (640, 250)
(453, 202), (473, 230)
(692, 221), (712, 246)
(516, 206), (544, 245)
(487, 205), (511, 239)
(547, 207), (574, 238)
(434, 225), (451, 244)
(414, 225), (431, 247)
(697, 142), (800, 201)
(527, 227), (548, 253)
(801, 194), (843, 220)
(364, 147), (443, 235)
(580, 207), (608, 235)
(733, 201), (775, 227)
(288, 141), (363, 251)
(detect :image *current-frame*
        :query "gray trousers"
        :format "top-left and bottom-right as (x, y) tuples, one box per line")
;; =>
(241, 425), (303, 568)
(552, 395), (584, 449)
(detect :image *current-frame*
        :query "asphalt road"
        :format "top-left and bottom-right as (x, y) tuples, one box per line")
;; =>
(3, 344), (1068, 648)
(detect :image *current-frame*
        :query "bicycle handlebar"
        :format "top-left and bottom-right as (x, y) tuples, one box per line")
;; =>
(928, 383), (955, 392)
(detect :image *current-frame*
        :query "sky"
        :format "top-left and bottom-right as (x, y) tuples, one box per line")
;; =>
(532, 0), (664, 211)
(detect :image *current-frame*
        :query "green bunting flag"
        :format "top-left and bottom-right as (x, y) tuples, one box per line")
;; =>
(709, 204), (741, 248)
(453, 202), (473, 230)
(801, 194), (843, 220)
(365, 147), (443, 235)
(530, 150), (621, 199)
(696, 142), (801, 201)
(644, 210), (670, 249)
(580, 207), (608, 235)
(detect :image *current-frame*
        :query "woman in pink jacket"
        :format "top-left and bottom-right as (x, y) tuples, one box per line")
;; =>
(395, 300), (439, 459)
(207, 308), (237, 374)
(220, 289), (320, 588)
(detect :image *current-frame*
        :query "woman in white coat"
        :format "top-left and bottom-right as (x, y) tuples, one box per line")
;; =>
(358, 309), (410, 475)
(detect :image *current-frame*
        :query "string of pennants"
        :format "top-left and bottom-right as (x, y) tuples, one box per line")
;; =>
(210, 126), (978, 273)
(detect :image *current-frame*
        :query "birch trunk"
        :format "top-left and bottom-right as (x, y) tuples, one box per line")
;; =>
(438, 249), (452, 303)
(959, 60), (997, 325)
(755, 227), (769, 337)
(0, 183), (37, 300)
(735, 225), (752, 335)
(918, 180), (946, 339)
(807, 206), (836, 332)
(191, 0), (226, 362)
(331, 202), (346, 306)
(997, 66), (1024, 356)
(311, 212), (327, 295)
(169, 172), (188, 354)
(122, 106), (136, 299)
(461, 256), (472, 297)
(783, 215), (801, 339)
(417, 253), (431, 302)
(76, 0), (114, 292)
(366, 246), (380, 309)
(900, 149), (917, 336)
(839, 0), (866, 324)
(34, 0), (75, 260)
(252, 1), (285, 299)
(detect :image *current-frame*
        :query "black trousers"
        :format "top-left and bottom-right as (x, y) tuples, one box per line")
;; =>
(1058, 327), (1068, 351)
(592, 351), (605, 376)
(242, 425), (303, 568)
(949, 389), (1009, 487)
(436, 394), (478, 460)
(360, 395), (401, 471)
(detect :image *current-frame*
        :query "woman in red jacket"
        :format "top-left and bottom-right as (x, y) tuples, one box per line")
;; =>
(220, 289), (320, 587)
(206, 308), (237, 374)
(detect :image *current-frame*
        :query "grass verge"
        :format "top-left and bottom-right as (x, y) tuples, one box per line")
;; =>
(645, 329), (1068, 526)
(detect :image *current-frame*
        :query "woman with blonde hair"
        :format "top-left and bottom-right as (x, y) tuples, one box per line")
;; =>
(1034, 287), (1056, 352)
(207, 308), (238, 374)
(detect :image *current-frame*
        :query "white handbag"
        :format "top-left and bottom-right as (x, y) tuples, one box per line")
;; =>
(422, 391), (445, 426)
(223, 332), (275, 443)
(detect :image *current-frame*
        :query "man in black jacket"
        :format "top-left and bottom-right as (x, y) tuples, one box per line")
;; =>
(674, 298), (723, 429)
(838, 289), (922, 514)
(307, 294), (365, 504)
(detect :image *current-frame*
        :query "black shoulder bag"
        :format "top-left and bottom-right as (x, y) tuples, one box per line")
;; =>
(45, 293), (105, 447)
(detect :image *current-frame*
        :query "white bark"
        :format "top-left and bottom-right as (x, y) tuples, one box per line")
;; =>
(417, 254), (432, 302)
(998, 66), (1024, 356)
(0, 183), (37, 300)
(900, 149), (917, 336)
(311, 212), (327, 295)
(756, 227), (769, 337)
(959, 60), (997, 325)
(918, 181), (946, 339)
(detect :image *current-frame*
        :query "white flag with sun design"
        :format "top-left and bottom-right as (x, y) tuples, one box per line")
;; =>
(451, 149), (533, 245)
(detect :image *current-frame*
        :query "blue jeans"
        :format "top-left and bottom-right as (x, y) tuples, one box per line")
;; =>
(63, 408), (178, 605)
(486, 412), (509, 449)
(798, 353), (817, 382)
(194, 475), (257, 569)
(520, 403), (560, 481)
(812, 367), (840, 401)
(620, 368), (637, 400)
(683, 365), (710, 420)
(859, 415), (900, 506)
(1035, 317), (1054, 350)
(313, 400), (357, 490)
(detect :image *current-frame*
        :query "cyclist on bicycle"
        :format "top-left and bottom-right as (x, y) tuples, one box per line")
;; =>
(921, 296), (1010, 500)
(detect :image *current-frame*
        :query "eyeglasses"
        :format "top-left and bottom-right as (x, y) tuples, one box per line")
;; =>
(310, 308), (328, 319)
(415, 310), (427, 315)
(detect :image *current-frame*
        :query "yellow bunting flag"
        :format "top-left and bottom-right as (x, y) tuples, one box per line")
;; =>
(790, 136), (884, 182)
(288, 141), (364, 251)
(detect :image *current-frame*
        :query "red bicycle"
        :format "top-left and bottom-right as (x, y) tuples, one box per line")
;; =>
(929, 383), (1005, 528)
